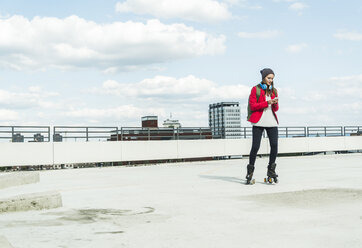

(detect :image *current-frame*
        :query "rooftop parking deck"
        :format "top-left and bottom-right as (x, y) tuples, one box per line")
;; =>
(0, 153), (361, 248)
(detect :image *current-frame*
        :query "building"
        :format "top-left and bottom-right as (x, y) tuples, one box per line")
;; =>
(108, 116), (213, 164)
(142, 116), (158, 129)
(163, 118), (181, 128)
(209, 102), (241, 139)
(110, 116), (212, 141)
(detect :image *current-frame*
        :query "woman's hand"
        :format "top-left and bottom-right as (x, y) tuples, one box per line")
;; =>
(268, 98), (278, 105)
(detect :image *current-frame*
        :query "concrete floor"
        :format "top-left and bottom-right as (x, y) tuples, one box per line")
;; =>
(0, 153), (361, 248)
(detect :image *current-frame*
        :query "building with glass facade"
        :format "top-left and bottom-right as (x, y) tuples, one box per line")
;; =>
(209, 102), (241, 139)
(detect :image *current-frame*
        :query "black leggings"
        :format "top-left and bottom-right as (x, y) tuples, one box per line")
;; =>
(249, 126), (278, 166)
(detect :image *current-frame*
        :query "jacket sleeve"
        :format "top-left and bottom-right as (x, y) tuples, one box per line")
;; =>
(249, 86), (268, 111)
(272, 89), (279, 112)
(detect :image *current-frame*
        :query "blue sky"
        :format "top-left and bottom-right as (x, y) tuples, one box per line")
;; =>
(0, 0), (361, 127)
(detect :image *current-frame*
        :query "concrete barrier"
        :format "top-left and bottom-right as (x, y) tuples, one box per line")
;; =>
(0, 142), (53, 166)
(0, 172), (40, 190)
(0, 191), (62, 214)
(0, 136), (361, 167)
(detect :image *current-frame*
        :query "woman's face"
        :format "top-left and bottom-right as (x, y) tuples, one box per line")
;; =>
(263, 74), (274, 86)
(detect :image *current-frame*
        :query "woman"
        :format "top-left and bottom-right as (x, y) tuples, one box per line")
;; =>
(246, 68), (279, 184)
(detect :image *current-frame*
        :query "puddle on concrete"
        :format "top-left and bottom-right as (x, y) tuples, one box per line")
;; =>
(52, 207), (155, 224)
(2, 207), (155, 228)
(95, 231), (124, 234)
(242, 188), (362, 208)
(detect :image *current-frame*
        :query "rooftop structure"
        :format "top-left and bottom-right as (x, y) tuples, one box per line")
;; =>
(0, 154), (361, 247)
(162, 118), (181, 128)
(142, 116), (158, 128)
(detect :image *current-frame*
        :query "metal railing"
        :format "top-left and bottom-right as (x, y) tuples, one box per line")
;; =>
(278, 126), (307, 138)
(112, 127), (213, 141)
(53, 126), (118, 142)
(0, 125), (360, 142)
(0, 126), (50, 142)
(240, 126), (361, 138)
(344, 126), (362, 136)
(306, 126), (343, 137)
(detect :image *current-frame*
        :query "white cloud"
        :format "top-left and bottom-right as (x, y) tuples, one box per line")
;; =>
(330, 74), (362, 84)
(0, 109), (19, 121)
(238, 30), (280, 39)
(0, 15), (226, 71)
(282, 106), (316, 115)
(65, 105), (166, 120)
(329, 74), (362, 97)
(286, 43), (307, 53)
(91, 75), (250, 102)
(273, 0), (308, 14)
(278, 74), (362, 125)
(272, 0), (296, 2)
(224, 0), (243, 4)
(0, 87), (59, 109)
(334, 31), (362, 41)
(249, 5), (262, 10)
(0, 12), (10, 19)
(302, 92), (328, 101)
(289, 2), (308, 11)
(63, 103), (212, 127)
(115, 0), (232, 22)
(82, 74), (252, 126)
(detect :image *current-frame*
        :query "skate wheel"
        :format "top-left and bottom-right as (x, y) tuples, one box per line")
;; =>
(264, 178), (267, 183)
(268, 178), (273, 184)
(251, 179), (255, 185)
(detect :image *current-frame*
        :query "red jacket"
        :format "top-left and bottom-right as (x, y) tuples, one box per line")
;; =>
(248, 86), (279, 124)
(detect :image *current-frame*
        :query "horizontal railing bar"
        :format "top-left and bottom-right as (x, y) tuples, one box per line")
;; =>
(54, 131), (115, 134)
(54, 126), (117, 129)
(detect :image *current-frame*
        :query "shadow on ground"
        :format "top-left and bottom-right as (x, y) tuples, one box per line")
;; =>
(199, 175), (246, 184)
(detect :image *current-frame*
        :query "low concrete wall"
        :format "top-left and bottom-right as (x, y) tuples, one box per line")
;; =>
(0, 136), (361, 167)
(0, 142), (53, 166)
(0, 191), (62, 214)
(0, 172), (40, 190)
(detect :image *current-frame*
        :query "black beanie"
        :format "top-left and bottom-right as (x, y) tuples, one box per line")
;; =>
(260, 68), (275, 79)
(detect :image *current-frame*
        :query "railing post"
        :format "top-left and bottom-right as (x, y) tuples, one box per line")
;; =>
(121, 127), (123, 141)
(148, 128), (150, 140)
(306, 127), (309, 137)
(286, 127), (288, 138)
(11, 126), (14, 142)
(200, 128), (202, 139)
(86, 127), (89, 141)
(324, 126), (327, 137)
